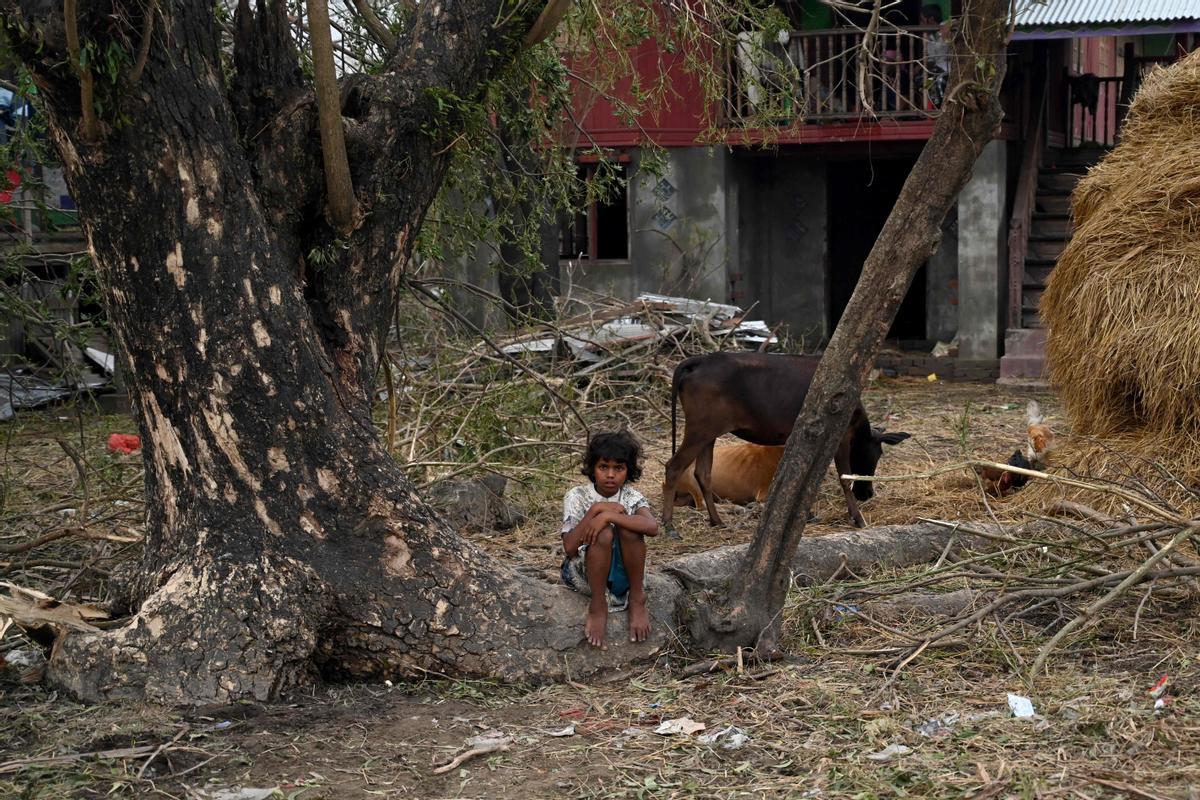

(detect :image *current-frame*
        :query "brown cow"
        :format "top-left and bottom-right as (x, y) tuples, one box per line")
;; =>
(661, 352), (909, 533)
(673, 442), (784, 508)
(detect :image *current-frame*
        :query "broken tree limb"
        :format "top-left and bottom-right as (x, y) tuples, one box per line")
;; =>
(664, 522), (984, 594)
(432, 737), (512, 774)
(1029, 524), (1199, 680)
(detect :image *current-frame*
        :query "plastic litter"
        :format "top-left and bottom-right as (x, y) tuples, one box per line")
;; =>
(203, 788), (279, 800)
(698, 726), (751, 749)
(916, 712), (960, 737)
(866, 743), (912, 761)
(1007, 693), (1036, 718)
(107, 433), (142, 454)
(654, 717), (706, 736)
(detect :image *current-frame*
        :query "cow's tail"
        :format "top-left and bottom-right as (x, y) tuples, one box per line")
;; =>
(670, 360), (687, 456)
(670, 368), (679, 457)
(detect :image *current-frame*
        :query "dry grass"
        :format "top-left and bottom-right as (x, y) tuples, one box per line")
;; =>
(5, 298), (1200, 797)
(1043, 50), (1200, 460)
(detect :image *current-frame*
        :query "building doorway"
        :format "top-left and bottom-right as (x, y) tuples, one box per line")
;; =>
(827, 157), (928, 344)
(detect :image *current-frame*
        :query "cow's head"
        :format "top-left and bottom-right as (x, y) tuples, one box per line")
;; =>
(849, 428), (911, 501)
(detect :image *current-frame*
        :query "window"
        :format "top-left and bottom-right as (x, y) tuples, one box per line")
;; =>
(559, 163), (629, 260)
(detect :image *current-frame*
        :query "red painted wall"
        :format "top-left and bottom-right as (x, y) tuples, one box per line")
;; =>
(565, 39), (711, 149)
(566, 35), (941, 149)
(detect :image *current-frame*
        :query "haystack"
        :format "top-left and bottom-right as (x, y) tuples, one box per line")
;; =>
(1042, 51), (1200, 456)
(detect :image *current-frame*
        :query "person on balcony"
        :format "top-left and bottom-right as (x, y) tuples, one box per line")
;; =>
(920, 4), (951, 108)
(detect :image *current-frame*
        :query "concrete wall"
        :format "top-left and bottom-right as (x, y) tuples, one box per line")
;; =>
(561, 147), (733, 305)
(956, 139), (1007, 359)
(446, 214), (560, 333)
(734, 155), (828, 346)
(925, 207), (959, 343)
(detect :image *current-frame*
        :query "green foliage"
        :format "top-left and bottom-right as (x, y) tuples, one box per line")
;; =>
(954, 401), (973, 454)
(398, 0), (801, 281)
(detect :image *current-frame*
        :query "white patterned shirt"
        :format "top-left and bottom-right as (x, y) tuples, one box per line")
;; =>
(560, 483), (650, 536)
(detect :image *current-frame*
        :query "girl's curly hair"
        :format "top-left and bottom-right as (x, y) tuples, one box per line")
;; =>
(581, 431), (643, 483)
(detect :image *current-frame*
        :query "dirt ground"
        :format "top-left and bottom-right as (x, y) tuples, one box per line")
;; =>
(5, 378), (1200, 799)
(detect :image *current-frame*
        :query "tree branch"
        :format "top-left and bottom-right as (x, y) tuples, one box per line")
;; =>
(306, 0), (360, 233)
(63, 0), (100, 142)
(523, 0), (572, 48)
(347, 0), (396, 50)
(128, 0), (156, 85)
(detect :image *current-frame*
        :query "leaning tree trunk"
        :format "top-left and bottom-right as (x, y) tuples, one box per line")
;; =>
(688, 0), (1013, 651)
(1, 0), (659, 704)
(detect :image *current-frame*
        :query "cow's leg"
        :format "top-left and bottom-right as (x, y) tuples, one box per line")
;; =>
(834, 439), (866, 528)
(662, 436), (713, 538)
(694, 442), (723, 527)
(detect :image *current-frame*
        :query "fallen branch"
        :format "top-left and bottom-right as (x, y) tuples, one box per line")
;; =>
(679, 648), (784, 677)
(1029, 524), (1198, 680)
(432, 737), (512, 774)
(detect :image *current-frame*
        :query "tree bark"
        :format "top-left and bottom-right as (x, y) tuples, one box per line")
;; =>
(689, 0), (1013, 652)
(0, 0), (608, 703)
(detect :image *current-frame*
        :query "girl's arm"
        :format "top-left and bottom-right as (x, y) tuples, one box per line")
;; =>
(610, 506), (659, 537)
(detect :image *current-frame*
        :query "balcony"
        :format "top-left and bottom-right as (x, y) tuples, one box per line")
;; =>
(720, 26), (943, 129)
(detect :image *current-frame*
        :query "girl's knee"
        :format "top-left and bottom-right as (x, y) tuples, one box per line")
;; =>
(590, 527), (615, 549)
(617, 527), (644, 546)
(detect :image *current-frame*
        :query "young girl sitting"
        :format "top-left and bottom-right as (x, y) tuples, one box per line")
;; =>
(561, 431), (659, 647)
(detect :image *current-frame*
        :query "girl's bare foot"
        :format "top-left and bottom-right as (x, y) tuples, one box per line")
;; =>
(628, 592), (650, 642)
(585, 600), (608, 648)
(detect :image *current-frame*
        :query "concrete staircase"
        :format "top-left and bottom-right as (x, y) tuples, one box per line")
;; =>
(999, 147), (1105, 382)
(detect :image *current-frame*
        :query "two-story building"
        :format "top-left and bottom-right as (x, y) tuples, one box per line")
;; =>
(556, 0), (1199, 379)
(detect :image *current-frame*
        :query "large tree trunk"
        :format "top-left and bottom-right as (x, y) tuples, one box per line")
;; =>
(689, 0), (1014, 652)
(2, 0), (645, 704)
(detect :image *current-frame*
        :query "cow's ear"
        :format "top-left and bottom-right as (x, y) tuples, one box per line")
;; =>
(876, 431), (911, 445)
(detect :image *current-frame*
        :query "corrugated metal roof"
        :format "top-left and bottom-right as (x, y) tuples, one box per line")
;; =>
(1016, 0), (1200, 26)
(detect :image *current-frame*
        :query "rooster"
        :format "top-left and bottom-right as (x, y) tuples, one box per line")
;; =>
(975, 401), (1055, 496)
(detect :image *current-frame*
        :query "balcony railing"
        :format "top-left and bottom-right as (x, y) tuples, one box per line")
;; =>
(720, 26), (943, 126)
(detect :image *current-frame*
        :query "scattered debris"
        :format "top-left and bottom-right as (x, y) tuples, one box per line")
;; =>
(546, 725), (576, 737)
(930, 337), (958, 358)
(915, 712), (960, 738)
(698, 726), (751, 749)
(201, 788), (280, 800)
(0, 581), (109, 633)
(0, 372), (74, 421)
(0, 646), (47, 684)
(494, 293), (778, 366)
(106, 433), (142, 455)
(1148, 674), (1173, 712)
(865, 743), (912, 761)
(83, 346), (115, 375)
(432, 731), (512, 774)
(1007, 693), (1036, 718)
(832, 603), (860, 618)
(654, 717), (707, 736)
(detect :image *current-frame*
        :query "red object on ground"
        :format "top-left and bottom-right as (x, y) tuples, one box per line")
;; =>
(107, 433), (142, 454)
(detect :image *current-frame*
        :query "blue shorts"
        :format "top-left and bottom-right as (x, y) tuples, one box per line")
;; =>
(561, 533), (633, 611)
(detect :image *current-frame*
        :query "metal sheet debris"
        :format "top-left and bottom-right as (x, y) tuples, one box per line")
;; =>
(0, 373), (74, 420)
(495, 293), (778, 363)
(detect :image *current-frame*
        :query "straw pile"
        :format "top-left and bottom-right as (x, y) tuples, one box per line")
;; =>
(1042, 51), (1200, 457)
